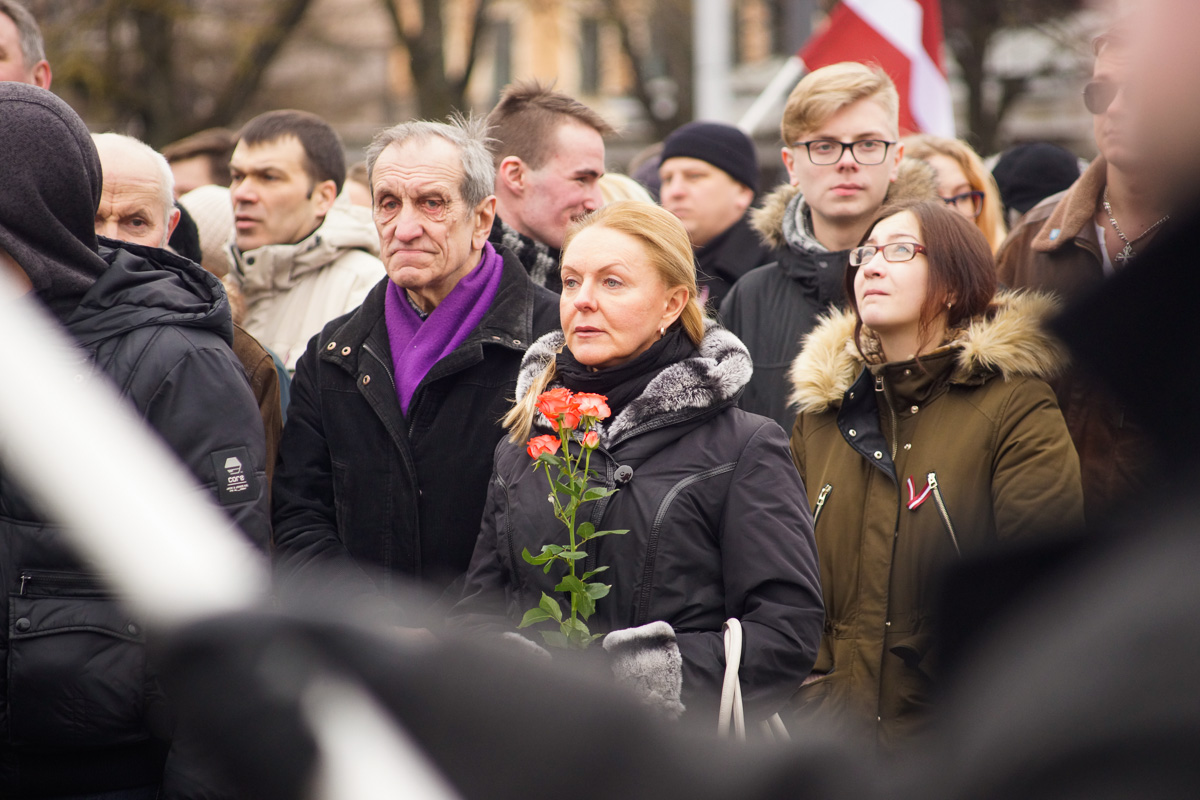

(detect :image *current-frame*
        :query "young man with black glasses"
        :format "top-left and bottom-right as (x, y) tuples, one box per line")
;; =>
(720, 62), (934, 432)
(996, 23), (1166, 519)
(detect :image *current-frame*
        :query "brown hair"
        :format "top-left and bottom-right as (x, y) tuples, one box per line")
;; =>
(236, 110), (345, 193)
(486, 80), (615, 170)
(781, 62), (899, 146)
(901, 134), (1008, 253)
(162, 128), (236, 187)
(504, 200), (706, 441)
(844, 198), (997, 359)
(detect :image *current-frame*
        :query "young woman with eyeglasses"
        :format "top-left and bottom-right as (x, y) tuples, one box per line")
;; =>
(902, 134), (1008, 253)
(785, 199), (1083, 746)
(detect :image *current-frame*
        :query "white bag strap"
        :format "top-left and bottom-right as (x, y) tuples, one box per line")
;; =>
(717, 618), (790, 742)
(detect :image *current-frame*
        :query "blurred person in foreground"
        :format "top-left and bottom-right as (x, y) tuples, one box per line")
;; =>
(996, 22), (1167, 518)
(0, 0), (49, 88)
(788, 198), (1082, 745)
(719, 62), (935, 433)
(91, 132), (286, 480)
(227, 110), (383, 371)
(454, 201), (822, 722)
(0, 84), (268, 799)
(902, 134), (1007, 252)
(659, 121), (770, 310)
(487, 81), (614, 292)
(271, 117), (558, 610)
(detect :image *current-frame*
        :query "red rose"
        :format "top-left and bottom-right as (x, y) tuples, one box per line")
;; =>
(526, 434), (561, 459)
(535, 387), (582, 430)
(574, 392), (611, 421)
(582, 430), (600, 449)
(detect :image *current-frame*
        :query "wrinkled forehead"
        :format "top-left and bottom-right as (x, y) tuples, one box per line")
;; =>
(373, 138), (465, 193)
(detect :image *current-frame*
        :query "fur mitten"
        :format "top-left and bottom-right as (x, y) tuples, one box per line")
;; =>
(602, 621), (685, 720)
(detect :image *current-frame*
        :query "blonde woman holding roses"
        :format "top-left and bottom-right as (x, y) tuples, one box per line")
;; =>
(454, 201), (823, 723)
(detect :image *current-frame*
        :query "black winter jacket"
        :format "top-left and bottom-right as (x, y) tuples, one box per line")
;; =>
(0, 242), (270, 796)
(272, 249), (559, 603)
(695, 212), (772, 311)
(454, 323), (823, 717)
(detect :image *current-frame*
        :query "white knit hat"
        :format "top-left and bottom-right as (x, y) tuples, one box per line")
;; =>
(179, 184), (234, 277)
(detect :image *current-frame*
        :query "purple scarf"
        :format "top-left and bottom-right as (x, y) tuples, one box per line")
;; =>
(384, 242), (505, 414)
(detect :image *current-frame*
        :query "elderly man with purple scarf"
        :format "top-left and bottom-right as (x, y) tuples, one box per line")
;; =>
(272, 117), (559, 611)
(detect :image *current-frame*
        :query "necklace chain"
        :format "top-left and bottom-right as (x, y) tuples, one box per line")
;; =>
(1103, 186), (1169, 264)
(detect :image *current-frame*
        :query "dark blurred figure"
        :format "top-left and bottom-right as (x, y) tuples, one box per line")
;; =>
(996, 22), (1166, 520)
(0, 84), (269, 799)
(162, 128), (235, 199)
(991, 142), (1082, 228)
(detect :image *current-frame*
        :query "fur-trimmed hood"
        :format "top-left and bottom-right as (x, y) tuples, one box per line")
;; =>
(516, 320), (753, 445)
(789, 290), (1068, 414)
(751, 158), (938, 251)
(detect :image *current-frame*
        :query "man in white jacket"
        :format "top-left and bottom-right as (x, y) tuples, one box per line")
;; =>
(228, 109), (383, 371)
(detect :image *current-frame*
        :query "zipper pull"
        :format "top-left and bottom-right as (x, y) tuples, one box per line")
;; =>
(815, 484), (832, 507)
(875, 375), (884, 393)
(927, 471), (938, 489)
(19, 573), (29, 595)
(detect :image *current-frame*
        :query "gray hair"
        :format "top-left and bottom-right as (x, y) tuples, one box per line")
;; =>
(0, 1), (46, 71)
(92, 132), (176, 243)
(364, 115), (495, 209)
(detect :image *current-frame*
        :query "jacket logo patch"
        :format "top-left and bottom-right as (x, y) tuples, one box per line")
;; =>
(210, 447), (260, 506)
(906, 476), (932, 510)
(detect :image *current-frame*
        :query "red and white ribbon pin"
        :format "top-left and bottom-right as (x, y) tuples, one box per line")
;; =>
(906, 476), (932, 510)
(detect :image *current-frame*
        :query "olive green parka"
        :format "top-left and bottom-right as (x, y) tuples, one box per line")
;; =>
(787, 290), (1085, 746)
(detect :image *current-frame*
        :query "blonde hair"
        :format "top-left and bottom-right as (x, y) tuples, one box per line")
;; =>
(504, 200), (706, 441)
(902, 134), (1008, 253)
(781, 62), (899, 145)
(598, 173), (655, 205)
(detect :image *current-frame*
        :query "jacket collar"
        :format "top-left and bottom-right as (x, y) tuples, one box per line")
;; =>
(789, 290), (1069, 414)
(516, 320), (752, 446)
(320, 245), (540, 376)
(1032, 156), (1107, 254)
(230, 205), (380, 301)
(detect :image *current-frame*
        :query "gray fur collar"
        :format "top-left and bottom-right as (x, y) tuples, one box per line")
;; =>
(516, 320), (752, 445)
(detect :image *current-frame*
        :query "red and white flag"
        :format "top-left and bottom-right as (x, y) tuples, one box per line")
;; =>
(799, 0), (955, 137)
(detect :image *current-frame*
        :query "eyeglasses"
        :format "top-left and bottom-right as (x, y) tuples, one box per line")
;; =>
(1083, 80), (1118, 115)
(792, 139), (895, 166)
(940, 190), (985, 219)
(849, 242), (928, 268)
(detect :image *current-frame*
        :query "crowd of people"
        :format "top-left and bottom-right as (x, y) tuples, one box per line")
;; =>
(0, 0), (1187, 796)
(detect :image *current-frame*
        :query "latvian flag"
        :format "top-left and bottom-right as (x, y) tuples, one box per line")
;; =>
(799, 0), (955, 137)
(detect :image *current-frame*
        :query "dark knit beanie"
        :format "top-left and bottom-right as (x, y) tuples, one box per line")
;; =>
(992, 142), (1082, 216)
(660, 121), (758, 194)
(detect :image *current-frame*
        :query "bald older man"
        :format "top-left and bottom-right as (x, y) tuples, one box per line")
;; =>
(93, 132), (284, 480)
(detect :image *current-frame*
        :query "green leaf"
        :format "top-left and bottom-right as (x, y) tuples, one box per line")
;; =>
(581, 566), (609, 580)
(556, 551), (587, 561)
(585, 582), (610, 600)
(581, 487), (616, 503)
(564, 617), (591, 635)
(588, 528), (629, 539)
(541, 630), (570, 649)
(576, 592), (596, 620)
(521, 547), (552, 566)
(538, 592), (563, 623)
(517, 608), (553, 628)
(555, 575), (588, 596)
(543, 544), (565, 556)
(556, 479), (578, 499)
(543, 561), (555, 574)
(537, 453), (565, 469)
(576, 522), (596, 541)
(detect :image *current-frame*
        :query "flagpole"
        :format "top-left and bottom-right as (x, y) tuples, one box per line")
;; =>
(738, 55), (806, 136)
(694, 0), (734, 122)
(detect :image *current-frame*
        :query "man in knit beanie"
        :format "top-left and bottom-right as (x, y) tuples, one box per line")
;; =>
(659, 121), (770, 308)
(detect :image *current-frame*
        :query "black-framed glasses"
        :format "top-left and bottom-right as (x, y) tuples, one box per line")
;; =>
(940, 190), (985, 219)
(849, 242), (928, 268)
(1083, 80), (1118, 115)
(792, 139), (895, 166)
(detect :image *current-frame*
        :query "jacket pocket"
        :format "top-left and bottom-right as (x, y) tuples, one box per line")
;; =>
(926, 472), (961, 557)
(7, 570), (149, 747)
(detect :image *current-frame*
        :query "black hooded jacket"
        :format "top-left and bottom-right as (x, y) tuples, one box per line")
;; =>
(0, 85), (268, 797)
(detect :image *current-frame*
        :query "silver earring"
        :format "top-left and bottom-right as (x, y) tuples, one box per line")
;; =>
(659, 326), (665, 337)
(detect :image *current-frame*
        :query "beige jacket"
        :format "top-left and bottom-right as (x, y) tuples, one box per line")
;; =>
(229, 204), (384, 371)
